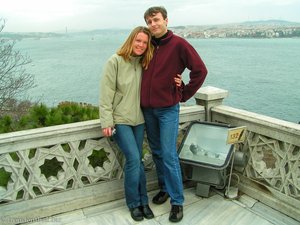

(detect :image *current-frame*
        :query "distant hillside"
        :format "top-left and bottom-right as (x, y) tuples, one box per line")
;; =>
(241, 20), (300, 26)
(170, 20), (300, 30)
(2, 20), (300, 40)
(171, 20), (300, 39)
(1, 32), (65, 40)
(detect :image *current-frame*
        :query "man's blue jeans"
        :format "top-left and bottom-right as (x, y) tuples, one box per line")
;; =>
(114, 123), (149, 209)
(142, 104), (184, 206)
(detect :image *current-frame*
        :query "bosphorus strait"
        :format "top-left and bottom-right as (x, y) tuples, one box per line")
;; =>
(14, 30), (300, 124)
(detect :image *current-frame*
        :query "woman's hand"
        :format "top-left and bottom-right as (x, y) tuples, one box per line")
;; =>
(102, 127), (115, 137)
(174, 74), (182, 87)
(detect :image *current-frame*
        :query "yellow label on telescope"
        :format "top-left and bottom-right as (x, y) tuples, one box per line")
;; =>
(227, 126), (246, 144)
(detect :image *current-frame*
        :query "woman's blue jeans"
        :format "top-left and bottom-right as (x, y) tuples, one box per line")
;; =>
(142, 104), (184, 206)
(114, 123), (149, 209)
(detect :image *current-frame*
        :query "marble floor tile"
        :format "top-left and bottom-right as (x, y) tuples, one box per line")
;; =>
(23, 187), (297, 225)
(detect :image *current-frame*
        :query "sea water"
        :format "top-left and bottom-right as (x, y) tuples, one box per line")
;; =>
(14, 31), (300, 123)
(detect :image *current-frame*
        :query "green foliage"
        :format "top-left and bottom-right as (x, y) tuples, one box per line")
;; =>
(0, 167), (11, 187)
(0, 115), (13, 133)
(30, 104), (49, 127)
(0, 102), (99, 133)
(88, 149), (109, 168)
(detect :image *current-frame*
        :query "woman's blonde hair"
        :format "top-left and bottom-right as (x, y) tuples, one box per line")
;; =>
(117, 26), (153, 69)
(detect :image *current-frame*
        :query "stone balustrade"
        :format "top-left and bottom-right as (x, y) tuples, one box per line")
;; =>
(196, 86), (300, 221)
(0, 86), (299, 223)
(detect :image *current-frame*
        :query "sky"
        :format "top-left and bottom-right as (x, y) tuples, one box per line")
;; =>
(1, 0), (300, 32)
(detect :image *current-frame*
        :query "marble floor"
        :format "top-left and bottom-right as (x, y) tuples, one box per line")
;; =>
(24, 188), (298, 225)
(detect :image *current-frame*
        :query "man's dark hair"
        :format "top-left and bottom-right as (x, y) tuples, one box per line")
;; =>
(144, 6), (168, 21)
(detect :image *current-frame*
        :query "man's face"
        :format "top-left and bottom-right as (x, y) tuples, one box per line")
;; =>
(145, 12), (168, 38)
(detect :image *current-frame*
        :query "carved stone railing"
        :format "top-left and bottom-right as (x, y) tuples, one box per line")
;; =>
(195, 86), (300, 221)
(0, 85), (299, 222)
(0, 121), (122, 201)
(0, 104), (204, 224)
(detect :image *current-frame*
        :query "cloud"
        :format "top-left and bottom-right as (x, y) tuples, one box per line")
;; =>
(1, 0), (300, 32)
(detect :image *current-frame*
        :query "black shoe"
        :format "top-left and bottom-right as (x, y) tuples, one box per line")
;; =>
(152, 191), (169, 204)
(130, 207), (144, 221)
(169, 205), (183, 222)
(140, 205), (154, 219)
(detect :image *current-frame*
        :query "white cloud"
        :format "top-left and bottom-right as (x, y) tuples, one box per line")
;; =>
(1, 0), (299, 32)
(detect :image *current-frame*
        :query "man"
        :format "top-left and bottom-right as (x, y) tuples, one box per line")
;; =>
(141, 6), (208, 223)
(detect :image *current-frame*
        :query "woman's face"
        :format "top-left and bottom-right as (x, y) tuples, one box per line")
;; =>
(132, 32), (149, 56)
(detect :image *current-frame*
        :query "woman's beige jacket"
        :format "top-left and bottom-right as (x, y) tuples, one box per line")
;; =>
(99, 54), (144, 128)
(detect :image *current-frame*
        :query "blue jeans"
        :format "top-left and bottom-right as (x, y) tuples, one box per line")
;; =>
(142, 104), (184, 205)
(113, 124), (149, 209)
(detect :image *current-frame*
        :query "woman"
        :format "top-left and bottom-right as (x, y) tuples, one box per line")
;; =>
(99, 26), (181, 221)
(99, 26), (154, 221)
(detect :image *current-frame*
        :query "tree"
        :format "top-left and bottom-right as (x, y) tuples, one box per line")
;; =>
(0, 19), (35, 117)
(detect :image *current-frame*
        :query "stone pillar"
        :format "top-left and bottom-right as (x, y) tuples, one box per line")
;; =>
(194, 86), (229, 122)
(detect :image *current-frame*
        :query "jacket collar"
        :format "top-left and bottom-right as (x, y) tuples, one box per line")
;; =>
(152, 30), (173, 46)
(129, 55), (142, 61)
